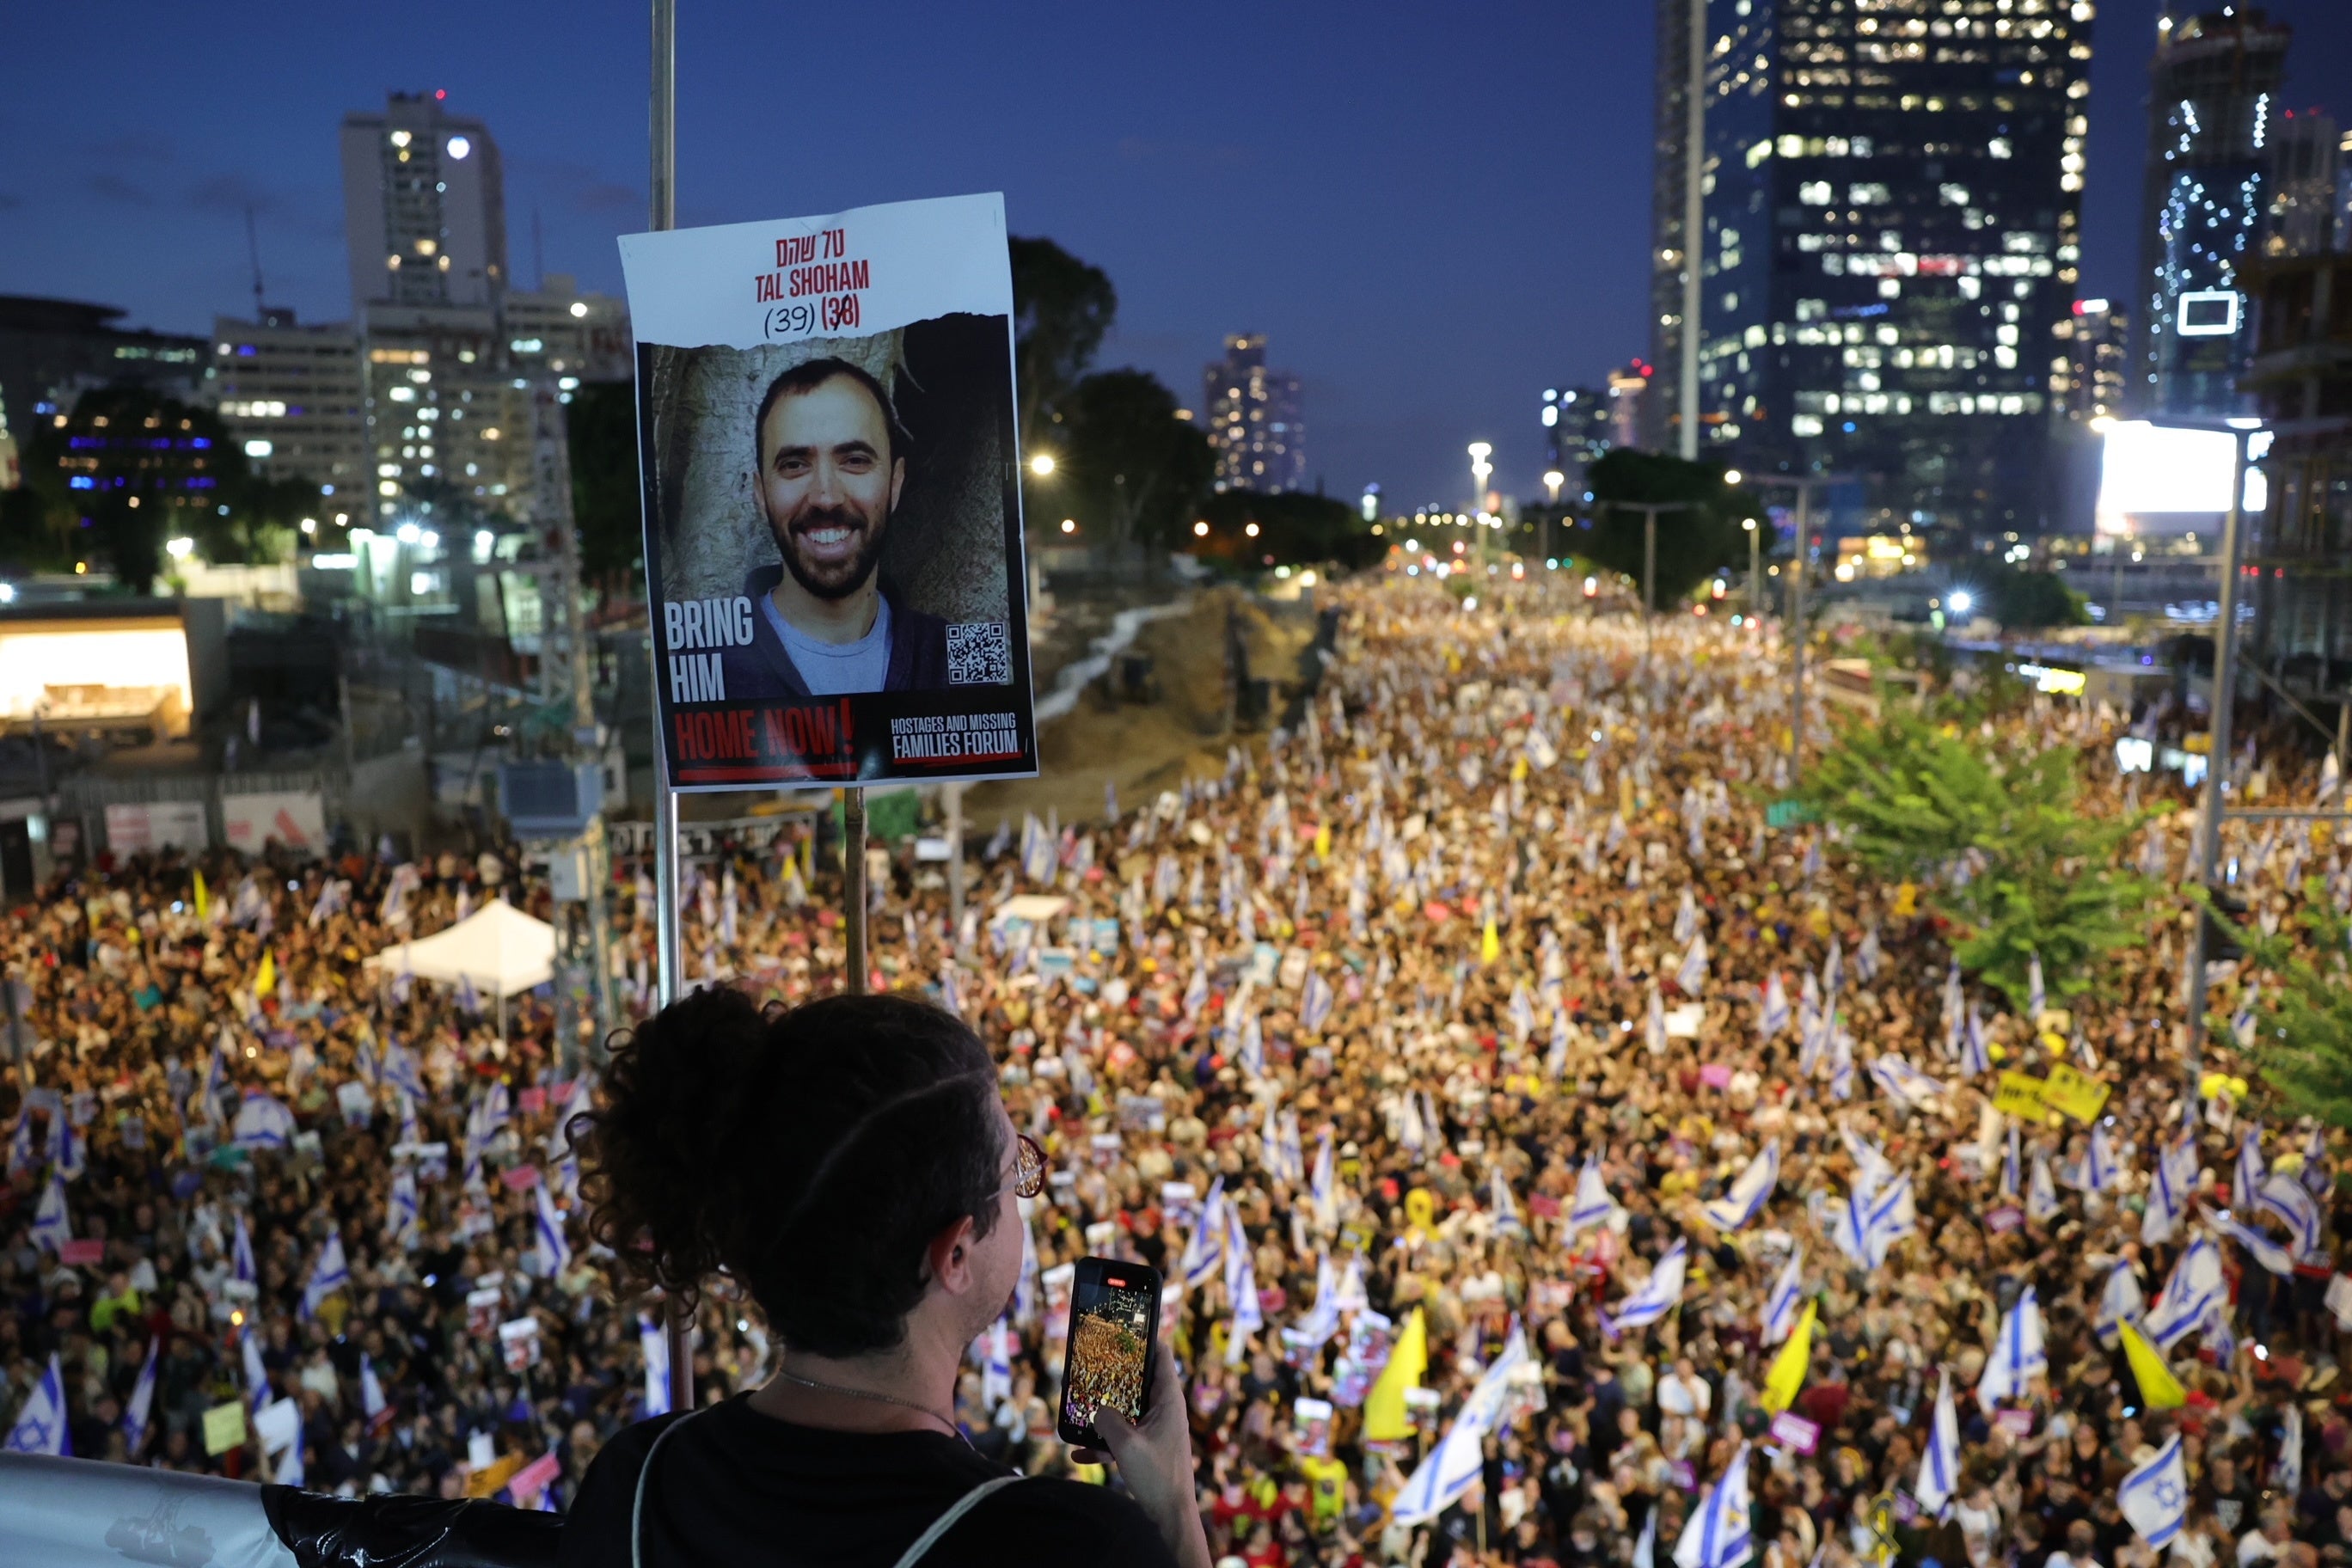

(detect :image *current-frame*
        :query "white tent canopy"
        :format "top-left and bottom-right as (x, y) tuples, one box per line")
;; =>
(364, 897), (556, 999)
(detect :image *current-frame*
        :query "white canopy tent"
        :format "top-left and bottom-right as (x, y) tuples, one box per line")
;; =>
(364, 897), (557, 1000)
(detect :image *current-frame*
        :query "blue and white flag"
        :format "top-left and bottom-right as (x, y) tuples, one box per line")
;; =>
(640, 1316), (671, 1418)
(1393, 1325), (1531, 1523)
(382, 1044), (426, 1104)
(535, 1179), (573, 1277)
(1867, 1173), (1918, 1249)
(2027, 1150), (2061, 1223)
(1761, 1247), (1804, 1345)
(2217, 1212), (2296, 1276)
(1634, 1510), (1657, 1568)
(53, 1118), (83, 1182)
(1857, 924), (1882, 981)
(1798, 973), (1822, 1052)
(2142, 1237), (2226, 1351)
(1759, 973), (1790, 1039)
(1961, 1006), (1991, 1077)
(982, 1317), (1014, 1410)
(1941, 964), (1963, 1060)
(243, 1325), (271, 1412)
(2002, 1124), (2021, 1199)
(1672, 1443), (1755, 1568)
(1507, 984), (1535, 1045)
(121, 1337), (159, 1457)
(232, 1092), (297, 1150)
(2026, 953), (2047, 1020)
(1224, 1242), (1263, 1365)
(2259, 1171), (2325, 1259)
(1645, 984), (1668, 1057)
(28, 1171), (69, 1254)
(1675, 890), (1700, 943)
(2233, 1126), (2266, 1213)
(1675, 934), (1709, 995)
(1702, 1142), (1779, 1232)
(1820, 938), (1842, 1002)
(1869, 1055), (1943, 1112)
(1300, 970), (1335, 1034)
(1798, 1005), (1828, 1079)
(2142, 1133), (2196, 1246)
(1914, 1370), (1961, 1515)
(360, 1353), (389, 1428)
(2093, 1259), (2146, 1347)
(1829, 1026), (1854, 1101)
(1239, 1013), (1266, 1077)
(2085, 1124), (2121, 1193)
(2118, 1435), (2190, 1549)
(3, 1353), (68, 1455)
(1604, 1241), (1687, 1338)
(1841, 1126), (1893, 1193)
(1568, 1159), (1620, 1236)
(1182, 965), (1209, 1020)
(1310, 1131), (1335, 1228)
(1976, 1284), (2048, 1406)
(385, 1168), (420, 1252)
(1489, 1165), (1522, 1238)
(299, 1233), (349, 1320)
(2276, 1403), (2304, 1501)
(1547, 1008), (1571, 1078)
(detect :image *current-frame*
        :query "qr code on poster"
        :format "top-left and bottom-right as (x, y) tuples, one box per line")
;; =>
(946, 622), (1012, 685)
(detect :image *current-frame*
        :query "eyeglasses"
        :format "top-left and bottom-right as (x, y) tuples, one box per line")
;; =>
(1005, 1133), (1046, 1200)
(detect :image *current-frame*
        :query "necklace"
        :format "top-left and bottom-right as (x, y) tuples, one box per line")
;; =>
(772, 1364), (968, 1445)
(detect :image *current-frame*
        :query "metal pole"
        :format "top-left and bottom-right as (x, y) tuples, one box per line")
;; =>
(1748, 521), (1761, 619)
(1787, 482), (1810, 787)
(1644, 508), (1657, 619)
(645, 0), (692, 1415)
(1679, 0), (1705, 462)
(945, 781), (965, 954)
(842, 788), (869, 994)
(2182, 429), (2251, 1099)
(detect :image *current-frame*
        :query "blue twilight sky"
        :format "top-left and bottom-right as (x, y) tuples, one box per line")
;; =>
(2, 1), (2346, 505)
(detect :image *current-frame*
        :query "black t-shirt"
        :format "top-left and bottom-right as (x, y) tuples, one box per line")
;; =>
(560, 1397), (1178, 1568)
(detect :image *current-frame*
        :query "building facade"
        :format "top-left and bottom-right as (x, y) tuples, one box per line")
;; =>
(1647, 0), (1702, 453)
(340, 92), (507, 314)
(2050, 297), (2128, 426)
(1202, 334), (1306, 493)
(204, 309), (370, 526)
(2239, 250), (2352, 685)
(1540, 385), (1616, 499)
(1687, 0), (2093, 538)
(0, 297), (207, 487)
(502, 274), (633, 385)
(2130, 9), (2291, 420)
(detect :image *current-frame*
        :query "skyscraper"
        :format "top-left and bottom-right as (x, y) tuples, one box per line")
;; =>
(2049, 298), (2128, 426)
(2130, 8), (2291, 420)
(1647, 0), (1702, 454)
(205, 308), (369, 524)
(1202, 334), (1306, 493)
(1681, 0), (2094, 537)
(340, 92), (507, 312)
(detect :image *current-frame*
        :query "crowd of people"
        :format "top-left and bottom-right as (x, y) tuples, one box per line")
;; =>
(4, 572), (2351, 1568)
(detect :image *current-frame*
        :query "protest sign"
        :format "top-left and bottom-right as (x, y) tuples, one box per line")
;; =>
(618, 193), (1036, 790)
(1993, 1072), (2049, 1120)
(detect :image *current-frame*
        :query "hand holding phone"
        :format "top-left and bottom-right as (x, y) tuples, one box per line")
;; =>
(1057, 1256), (1161, 1445)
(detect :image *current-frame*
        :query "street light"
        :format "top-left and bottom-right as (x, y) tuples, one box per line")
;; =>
(1467, 442), (1493, 507)
(1028, 453), (1057, 477)
(1542, 470), (1565, 504)
(1742, 516), (1760, 620)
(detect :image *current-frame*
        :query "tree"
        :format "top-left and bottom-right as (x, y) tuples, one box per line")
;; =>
(1197, 490), (1379, 572)
(567, 380), (644, 583)
(1800, 700), (2150, 1009)
(2216, 880), (2352, 1125)
(20, 385), (256, 591)
(1009, 236), (1116, 448)
(1983, 565), (2089, 631)
(1579, 449), (1758, 605)
(1057, 370), (1216, 553)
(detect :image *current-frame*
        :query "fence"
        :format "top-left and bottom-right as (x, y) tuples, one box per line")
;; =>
(58, 749), (431, 859)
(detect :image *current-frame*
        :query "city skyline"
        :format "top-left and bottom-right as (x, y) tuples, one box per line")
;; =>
(2, 0), (2348, 506)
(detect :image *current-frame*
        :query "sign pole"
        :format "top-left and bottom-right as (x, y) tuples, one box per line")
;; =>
(2181, 426), (2251, 1106)
(945, 781), (966, 955)
(843, 787), (869, 994)
(644, 0), (693, 1417)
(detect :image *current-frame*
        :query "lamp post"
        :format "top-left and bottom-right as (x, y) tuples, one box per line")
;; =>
(1743, 516), (1761, 618)
(1543, 470), (1565, 565)
(1467, 443), (1495, 565)
(1733, 471), (1840, 789)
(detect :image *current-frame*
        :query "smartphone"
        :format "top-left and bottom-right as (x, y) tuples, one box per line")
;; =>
(1056, 1256), (1161, 1445)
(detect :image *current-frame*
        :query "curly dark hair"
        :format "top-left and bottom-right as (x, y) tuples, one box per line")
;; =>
(570, 989), (1006, 1358)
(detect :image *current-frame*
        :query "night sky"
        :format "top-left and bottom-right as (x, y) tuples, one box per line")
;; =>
(3, 1), (2347, 506)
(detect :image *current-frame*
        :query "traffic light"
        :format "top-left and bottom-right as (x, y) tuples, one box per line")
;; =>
(2200, 885), (2249, 963)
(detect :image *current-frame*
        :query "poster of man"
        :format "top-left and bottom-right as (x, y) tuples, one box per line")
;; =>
(618, 193), (1037, 788)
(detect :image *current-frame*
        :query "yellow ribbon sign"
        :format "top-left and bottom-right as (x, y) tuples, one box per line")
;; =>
(2041, 1063), (2110, 1124)
(1991, 1072), (2049, 1120)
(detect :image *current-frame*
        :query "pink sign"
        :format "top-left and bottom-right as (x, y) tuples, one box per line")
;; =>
(518, 1087), (548, 1116)
(1700, 1064), (1733, 1089)
(499, 1164), (542, 1192)
(507, 1450), (562, 1504)
(1994, 1408), (2036, 1437)
(1984, 1205), (2023, 1234)
(1770, 1412), (1822, 1454)
(58, 1238), (106, 1266)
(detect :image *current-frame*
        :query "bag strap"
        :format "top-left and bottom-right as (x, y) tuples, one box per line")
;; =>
(629, 1407), (704, 1568)
(890, 1474), (1027, 1568)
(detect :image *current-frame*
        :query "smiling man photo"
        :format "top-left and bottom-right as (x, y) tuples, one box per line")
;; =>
(720, 357), (950, 697)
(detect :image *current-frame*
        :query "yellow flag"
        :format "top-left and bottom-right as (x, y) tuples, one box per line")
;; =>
(1480, 917), (1501, 967)
(1314, 824), (1332, 861)
(2119, 1320), (2186, 1409)
(1363, 1308), (1429, 1442)
(254, 949), (277, 997)
(192, 871), (210, 921)
(1761, 1301), (1816, 1413)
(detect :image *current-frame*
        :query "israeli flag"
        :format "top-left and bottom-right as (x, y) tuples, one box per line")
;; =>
(232, 1211), (257, 1284)
(1547, 1009), (1571, 1078)
(2232, 1126), (2268, 1212)
(2118, 1435), (2190, 1549)
(1868, 1173), (1918, 1247)
(1239, 1012), (1265, 1077)
(2093, 1259), (2146, 1347)
(2085, 1124), (2120, 1193)
(2142, 1238), (2226, 1351)
(2141, 1133), (2196, 1246)
(243, 1325), (271, 1412)
(2276, 1404), (2304, 1502)
(1798, 1006), (1827, 1078)
(1182, 965), (1209, 1019)
(2259, 1171), (2325, 1259)
(2027, 1150), (2061, 1223)
(1759, 973), (1790, 1039)
(1869, 1055), (1943, 1111)
(1645, 984), (1668, 1057)
(536, 1180), (573, 1277)
(1761, 1247), (1805, 1344)
(640, 1315), (672, 1417)
(299, 1233), (349, 1320)
(232, 1092), (297, 1150)
(121, 1337), (159, 1457)
(360, 1353), (389, 1427)
(1507, 984), (1535, 1044)
(382, 1044), (427, 1105)
(1225, 1246), (1263, 1365)
(1841, 1126), (1893, 1193)
(1310, 1132), (1336, 1228)
(28, 1172), (69, 1254)
(1820, 938), (1841, 1002)
(1277, 1109), (1306, 1186)
(54, 1118), (83, 1183)
(1829, 1026), (1854, 1101)
(1635, 1510), (1657, 1568)
(1914, 1369), (1961, 1515)
(2003, 1124), (2022, 1199)
(1300, 971), (1335, 1033)
(1568, 1159), (1620, 1236)
(1975, 1284), (2048, 1406)
(1672, 1443), (1755, 1568)
(2217, 1212), (2296, 1276)
(1606, 920), (1624, 978)
(1857, 924), (1882, 981)
(1941, 964), (1963, 1059)
(384, 1169), (420, 1251)
(1798, 973), (1823, 1050)
(1393, 1325), (1531, 1523)
(3, 1353), (68, 1455)
(1489, 1165), (1523, 1238)
(1702, 1142), (1780, 1232)
(1604, 1241), (1687, 1337)
(1961, 1007), (1990, 1077)
(2026, 953), (2047, 1020)
(1676, 934), (1710, 995)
